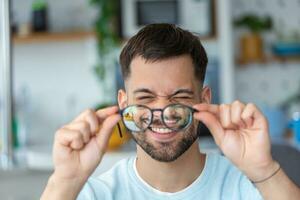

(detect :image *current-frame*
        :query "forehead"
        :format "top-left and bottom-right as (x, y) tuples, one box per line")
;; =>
(125, 55), (198, 94)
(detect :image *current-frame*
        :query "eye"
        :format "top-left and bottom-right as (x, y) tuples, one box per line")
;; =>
(136, 96), (154, 100)
(173, 96), (192, 99)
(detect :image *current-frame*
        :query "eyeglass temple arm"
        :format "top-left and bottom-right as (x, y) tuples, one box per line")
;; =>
(117, 109), (123, 138)
(117, 122), (123, 138)
(192, 108), (199, 113)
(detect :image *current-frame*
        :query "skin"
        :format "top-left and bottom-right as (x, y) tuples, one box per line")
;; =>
(41, 54), (300, 200)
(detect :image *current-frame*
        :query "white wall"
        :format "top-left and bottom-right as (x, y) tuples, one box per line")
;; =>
(232, 0), (300, 110)
(236, 63), (300, 107)
(12, 0), (97, 32)
(12, 38), (113, 145)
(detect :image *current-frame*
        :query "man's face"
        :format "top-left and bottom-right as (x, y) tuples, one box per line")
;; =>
(118, 55), (209, 162)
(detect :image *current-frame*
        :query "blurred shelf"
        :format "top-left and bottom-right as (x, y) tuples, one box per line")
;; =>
(271, 55), (300, 63)
(120, 35), (217, 45)
(13, 31), (95, 44)
(198, 36), (218, 41)
(236, 55), (300, 66)
(13, 31), (216, 45)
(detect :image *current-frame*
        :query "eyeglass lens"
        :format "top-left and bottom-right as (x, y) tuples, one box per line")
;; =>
(121, 104), (193, 132)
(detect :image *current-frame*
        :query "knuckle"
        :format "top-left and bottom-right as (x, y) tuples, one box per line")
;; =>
(233, 100), (244, 107)
(247, 103), (256, 109)
(223, 121), (231, 128)
(55, 127), (66, 139)
(54, 130), (61, 140)
(220, 104), (228, 110)
(84, 108), (94, 116)
(73, 131), (82, 140)
(232, 100), (240, 105)
(79, 121), (90, 131)
(241, 116), (247, 122)
(232, 116), (239, 123)
(220, 117), (228, 125)
(241, 112), (248, 119)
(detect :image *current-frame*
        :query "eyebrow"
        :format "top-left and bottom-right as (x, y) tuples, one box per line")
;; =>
(171, 89), (194, 96)
(133, 88), (154, 95)
(133, 88), (194, 96)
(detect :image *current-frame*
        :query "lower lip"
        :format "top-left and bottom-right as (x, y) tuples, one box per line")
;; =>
(148, 130), (178, 141)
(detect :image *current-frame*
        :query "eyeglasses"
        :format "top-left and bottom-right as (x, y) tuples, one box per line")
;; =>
(118, 104), (197, 134)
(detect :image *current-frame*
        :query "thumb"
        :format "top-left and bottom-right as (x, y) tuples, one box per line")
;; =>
(96, 114), (121, 152)
(194, 111), (224, 146)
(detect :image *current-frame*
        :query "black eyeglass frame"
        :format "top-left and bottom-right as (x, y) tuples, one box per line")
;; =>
(118, 104), (198, 135)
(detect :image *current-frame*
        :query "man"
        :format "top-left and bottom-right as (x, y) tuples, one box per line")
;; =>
(41, 24), (300, 200)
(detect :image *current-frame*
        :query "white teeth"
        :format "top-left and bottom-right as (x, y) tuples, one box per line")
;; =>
(151, 127), (172, 134)
(164, 119), (176, 124)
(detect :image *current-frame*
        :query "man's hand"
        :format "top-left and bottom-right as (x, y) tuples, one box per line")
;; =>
(41, 106), (120, 200)
(193, 101), (277, 182)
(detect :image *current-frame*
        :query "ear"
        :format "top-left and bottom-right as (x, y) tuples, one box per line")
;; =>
(118, 89), (128, 109)
(201, 86), (211, 104)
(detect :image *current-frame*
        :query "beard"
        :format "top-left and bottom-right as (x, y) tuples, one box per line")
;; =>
(131, 121), (199, 162)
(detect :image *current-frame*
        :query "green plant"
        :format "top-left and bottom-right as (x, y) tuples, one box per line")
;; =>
(32, 0), (47, 11)
(234, 14), (273, 33)
(90, 0), (120, 80)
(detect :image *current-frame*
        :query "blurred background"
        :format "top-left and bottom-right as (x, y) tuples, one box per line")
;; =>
(1, 0), (300, 199)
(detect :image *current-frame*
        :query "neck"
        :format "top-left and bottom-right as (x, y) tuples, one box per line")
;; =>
(135, 140), (206, 193)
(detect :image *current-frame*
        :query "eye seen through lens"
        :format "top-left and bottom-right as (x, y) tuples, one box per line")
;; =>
(163, 104), (192, 130)
(122, 105), (151, 132)
(133, 106), (152, 130)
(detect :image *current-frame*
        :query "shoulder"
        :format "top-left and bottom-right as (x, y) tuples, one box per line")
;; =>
(208, 153), (243, 178)
(206, 153), (263, 200)
(97, 156), (133, 185)
(77, 156), (134, 200)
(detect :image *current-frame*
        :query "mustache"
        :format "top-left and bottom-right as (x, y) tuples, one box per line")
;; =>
(150, 118), (165, 127)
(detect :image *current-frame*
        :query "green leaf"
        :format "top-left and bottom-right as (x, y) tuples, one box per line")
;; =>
(89, 0), (120, 81)
(233, 14), (273, 33)
(32, 0), (47, 11)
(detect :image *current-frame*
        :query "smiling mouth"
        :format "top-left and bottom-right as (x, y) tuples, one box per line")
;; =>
(149, 126), (173, 134)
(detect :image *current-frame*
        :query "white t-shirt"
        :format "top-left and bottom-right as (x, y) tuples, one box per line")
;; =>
(77, 153), (263, 200)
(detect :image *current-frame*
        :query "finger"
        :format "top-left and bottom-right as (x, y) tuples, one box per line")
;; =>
(241, 103), (256, 127)
(55, 128), (85, 150)
(194, 111), (224, 146)
(73, 109), (95, 123)
(85, 112), (100, 135)
(219, 104), (232, 128)
(65, 121), (91, 143)
(96, 114), (121, 152)
(70, 138), (84, 149)
(193, 103), (219, 116)
(96, 106), (119, 123)
(73, 109), (100, 134)
(231, 101), (246, 128)
(241, 103), (267, 128)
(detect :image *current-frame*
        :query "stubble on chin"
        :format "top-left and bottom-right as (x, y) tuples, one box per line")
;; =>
(132, 122), (199, 162)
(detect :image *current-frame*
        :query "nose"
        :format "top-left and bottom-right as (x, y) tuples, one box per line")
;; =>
(150, 99), (171, 119)
(151, 110), (164, 125)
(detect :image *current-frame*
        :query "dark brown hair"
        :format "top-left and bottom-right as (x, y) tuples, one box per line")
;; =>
(119, 23), (208, 83)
